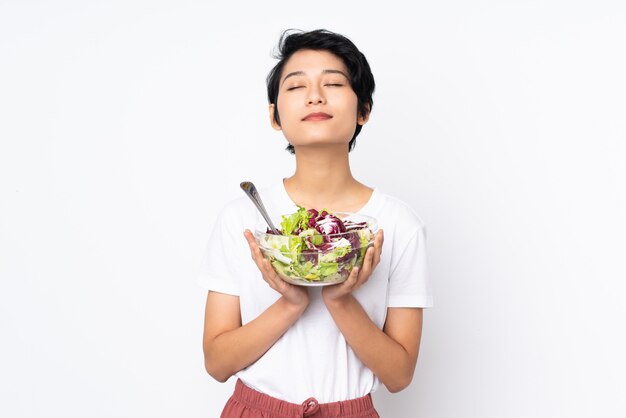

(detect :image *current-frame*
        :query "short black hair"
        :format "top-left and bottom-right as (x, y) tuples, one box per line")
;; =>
(266, 29), (375, 154)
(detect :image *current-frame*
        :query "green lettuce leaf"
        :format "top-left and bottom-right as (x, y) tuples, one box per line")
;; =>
(318, 262), (339, 276)
(280, 205), (311, 235)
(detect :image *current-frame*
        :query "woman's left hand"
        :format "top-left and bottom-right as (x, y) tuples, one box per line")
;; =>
(322, 229), (384, 303)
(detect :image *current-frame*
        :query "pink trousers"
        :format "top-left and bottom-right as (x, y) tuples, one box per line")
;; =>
(220, 379), (380, 418)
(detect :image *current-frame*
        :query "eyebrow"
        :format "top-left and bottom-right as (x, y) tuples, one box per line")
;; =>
(281, 69), (350, 85)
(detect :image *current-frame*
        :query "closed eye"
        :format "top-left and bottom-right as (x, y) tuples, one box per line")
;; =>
(325, 83), (344, 87)
(286, 86), (304, 91)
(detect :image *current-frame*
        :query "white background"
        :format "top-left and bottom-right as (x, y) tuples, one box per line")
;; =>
(1, 1), (625, 417)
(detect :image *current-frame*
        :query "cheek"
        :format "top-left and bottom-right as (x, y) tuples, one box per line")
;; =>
(339, 101), (360, 124)
(276, 97), (295, 125)
(333, 92), (359, 118)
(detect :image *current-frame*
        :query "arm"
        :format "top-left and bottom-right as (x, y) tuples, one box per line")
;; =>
(202, 291), (306, 382)
(324, 297), (423, 393)
(202, 230), (309, 382)
(322, 229), (424, 392)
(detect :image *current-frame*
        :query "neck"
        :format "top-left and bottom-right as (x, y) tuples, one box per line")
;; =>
(283, 145), (369, 211)
(292, 144), (353, 187)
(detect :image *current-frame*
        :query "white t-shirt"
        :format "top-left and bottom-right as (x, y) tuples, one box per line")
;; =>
(197, 180), (434, 404)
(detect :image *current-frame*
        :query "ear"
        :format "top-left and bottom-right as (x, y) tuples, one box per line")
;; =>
(269, 104), (282, 131)
(357, 104), (371, 126)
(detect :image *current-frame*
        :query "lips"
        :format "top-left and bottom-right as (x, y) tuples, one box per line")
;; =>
(302, 112), (332, 121)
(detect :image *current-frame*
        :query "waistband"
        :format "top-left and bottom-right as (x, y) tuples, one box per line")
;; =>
(231, 379), (378, 417)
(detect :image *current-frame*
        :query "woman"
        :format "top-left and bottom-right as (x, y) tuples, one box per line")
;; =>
(199, 29), (434, 417)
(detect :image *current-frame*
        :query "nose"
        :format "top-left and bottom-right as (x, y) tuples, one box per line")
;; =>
(307, 85), (325, 105)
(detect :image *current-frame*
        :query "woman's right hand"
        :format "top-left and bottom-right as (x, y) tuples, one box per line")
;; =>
(244, 229), (309, 309)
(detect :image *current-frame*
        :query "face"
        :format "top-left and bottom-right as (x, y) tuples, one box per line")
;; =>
(270, 49), (369, 150)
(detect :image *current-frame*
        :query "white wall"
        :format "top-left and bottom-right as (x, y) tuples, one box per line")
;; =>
(1, 1), (625, 417)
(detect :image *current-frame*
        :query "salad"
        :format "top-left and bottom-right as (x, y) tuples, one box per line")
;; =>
(256, 206), (375, 284)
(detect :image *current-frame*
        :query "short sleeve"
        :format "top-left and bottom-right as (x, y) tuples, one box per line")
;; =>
(387, 225), (434, 308)
(196, 207), (246, 296)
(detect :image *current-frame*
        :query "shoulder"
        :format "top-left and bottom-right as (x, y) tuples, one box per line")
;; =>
(213, 195), (258, 231)
(213, 181), (283, 230)
(374, 190), (426, 233)
(219, 195), (255, 215)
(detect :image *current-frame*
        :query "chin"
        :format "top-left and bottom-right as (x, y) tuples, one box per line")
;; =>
(290, 139), (351, 150)
(287, 132), (354, 148)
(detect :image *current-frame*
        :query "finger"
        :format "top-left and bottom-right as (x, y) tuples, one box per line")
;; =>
(262, 258), (293, 292)
(243, 229), (258, 249)
(338, 262), (358, 288)
(244, 234), (277, 283)
(344, 265), (359, 288)
(260, 258), (282, 289)
(243, 232), (289, 292)
(373, 229), (384, 267)
(243, 230), (263, 262)
(261, 258), (280, 283)
(358, 246), (376, 282)
(243, 229), (255, 251)
(258, 259), (287, 295)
